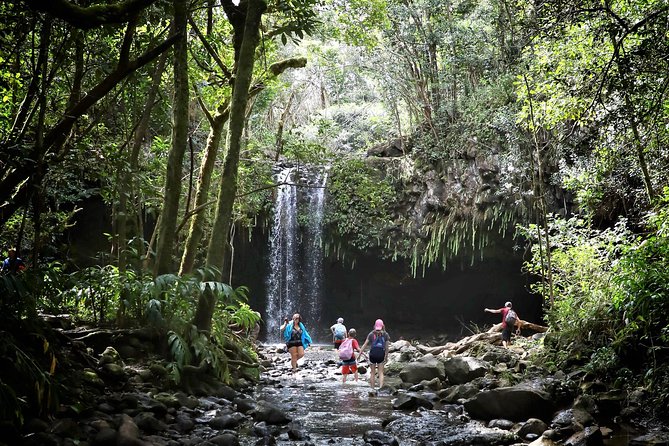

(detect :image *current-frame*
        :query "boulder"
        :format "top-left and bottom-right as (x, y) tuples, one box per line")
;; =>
(463, 384), (556, 422)
(518, 418), (549, 438)
(443, 356), (488, 384)
(564, 425), (603, 446)
(363, 430), (400, 446)
(439, 383), (479, 403)
(392, 392), (434, 410)
(253, 401), (291, 425)
(399, 354), (445, 384)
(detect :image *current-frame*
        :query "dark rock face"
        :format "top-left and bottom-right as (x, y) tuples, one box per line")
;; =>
(463, 385), (557, 422)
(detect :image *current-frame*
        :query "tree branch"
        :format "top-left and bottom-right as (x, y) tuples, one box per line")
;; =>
(24, 0), (160, 30)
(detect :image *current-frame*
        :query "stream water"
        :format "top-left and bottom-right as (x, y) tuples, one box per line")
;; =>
(230, 345), (654, 446)
(242, 345), (396, 445)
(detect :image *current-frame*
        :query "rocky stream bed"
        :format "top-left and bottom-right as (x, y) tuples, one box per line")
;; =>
(9, 328), (669, 446)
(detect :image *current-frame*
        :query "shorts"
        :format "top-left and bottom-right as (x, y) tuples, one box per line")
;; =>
(502, 325), (512, 342)
(287, 340), (303, 349)
(369, 348), (386, 364)
(334, 339), (343, 349)
(341, 359), (357, 374)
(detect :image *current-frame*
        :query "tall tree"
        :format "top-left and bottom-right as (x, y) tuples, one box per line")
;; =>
(193, 0), (267, 332)
(153, 0), (189, 276)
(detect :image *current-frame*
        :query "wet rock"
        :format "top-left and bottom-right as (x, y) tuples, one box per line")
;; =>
(209, 432), (239, 446)
(139, 396), (168, 416)
(117, 414), (140, 440)
(518, 418), (549, 438)
(528, 437), (561, 446)
(174, 413), (195, 432)
(92, 427), (117, 446)
(82, 368), (106, 388)
(439, 383), (479, 403)
(99, 346), (123, 366)
(399, 354), (445, 384)
(153, 392), (180, 409)
(133, 411), (168, 433)
(392, 392), (434, 410)
(573, 394), (599, 415)
(463, 384), (556, 422)
(253, 401), (291, 425)
(120, 393), (140, 409)
(593, 390), (624, 416)
(254, 436), (277, 445)
(481, 350), (516, 366)
(287, 420), (309, 440)
(217, 385), (240, 401)
(209, 414), (242, 430)
(564, 425), (603, 446)
(98, 402), (116, 413)
(363, 429), (400, 445)
(551, 408), (594, 429)
(629, 432), (669, 445)
(174, 392), (199, 409)
(101, 362), (126, 379)
(234, 397), (257, 413)
(443, 356), (488, 384)
(488, 419), (514, 430)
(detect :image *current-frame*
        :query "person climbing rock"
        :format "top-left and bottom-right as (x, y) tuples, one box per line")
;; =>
(484, 301), (520, 348)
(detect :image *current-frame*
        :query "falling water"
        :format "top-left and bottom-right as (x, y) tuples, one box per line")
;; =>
(264, 166), (328, 341)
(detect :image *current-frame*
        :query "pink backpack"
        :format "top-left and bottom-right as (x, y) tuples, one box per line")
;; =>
(338, 338), (354, 360)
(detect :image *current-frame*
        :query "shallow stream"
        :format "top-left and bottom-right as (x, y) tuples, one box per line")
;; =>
(231, 344), (654, 446)
(243, 345), (396, 444)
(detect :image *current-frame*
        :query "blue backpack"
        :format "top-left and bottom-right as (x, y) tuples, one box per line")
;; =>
(369, 332), (387, 363)
(371, 332), (386, 352)
(334, 324), (346, 340)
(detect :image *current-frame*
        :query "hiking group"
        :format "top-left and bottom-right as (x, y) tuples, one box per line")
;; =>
(332, 317), (390, 388)
(281, 314), (390, 389)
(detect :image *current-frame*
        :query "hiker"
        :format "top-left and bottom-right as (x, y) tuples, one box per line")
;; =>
(359, 319), (390, 391)
(280, 313), (312, 375)
(330, 317), (347, 350)
(1, 248), (26, 274)
(484, 301), (520, 348)
(339, 328), (362, 384)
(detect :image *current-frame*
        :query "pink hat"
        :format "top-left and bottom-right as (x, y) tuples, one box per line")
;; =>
(374, 319), (384, 330)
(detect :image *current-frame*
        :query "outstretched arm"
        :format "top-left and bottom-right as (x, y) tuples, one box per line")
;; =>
(484, 308), (501, 314)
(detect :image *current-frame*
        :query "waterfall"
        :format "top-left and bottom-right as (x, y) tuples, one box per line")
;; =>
(264, 166), (328, 342)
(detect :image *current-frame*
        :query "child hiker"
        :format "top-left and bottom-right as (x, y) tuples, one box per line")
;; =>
(339, 328), (361, 384)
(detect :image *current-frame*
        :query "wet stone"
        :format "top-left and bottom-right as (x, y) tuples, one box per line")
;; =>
(363, 429), (400, 446)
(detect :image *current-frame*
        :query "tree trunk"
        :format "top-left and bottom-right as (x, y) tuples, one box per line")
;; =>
(154, 0), (189, 276)
(193, 0), (267, 333)
(117, 52), (167, 272)
(179, 103), (230, 275)
(179, 57), (305, 276)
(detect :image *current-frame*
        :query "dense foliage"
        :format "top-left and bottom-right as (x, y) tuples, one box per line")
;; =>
(521, 189), (669, 413)
(0, 0), (668, 424)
